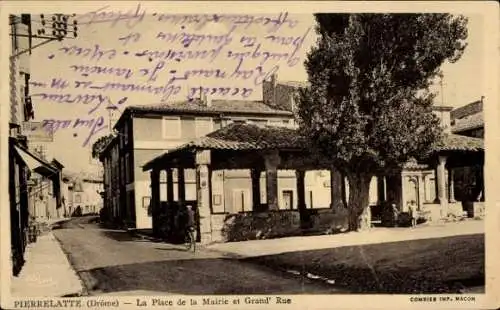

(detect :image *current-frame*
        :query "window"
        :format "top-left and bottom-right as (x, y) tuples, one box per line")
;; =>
(195, 117), (213, 137)
(10, 18), (17, 52)
(120, 158), (125, 185)
(125, 154), (130, 183)
(20, 85), (25, 120)
(282, 190), (294, 210)
(425, 176), (436, 202)
(162, 116), (181, 139)
(75, 194), (81, 203)
(232, 189), (251, 212)
(212, 194), (224, 214)
(124, 121), (128, 144)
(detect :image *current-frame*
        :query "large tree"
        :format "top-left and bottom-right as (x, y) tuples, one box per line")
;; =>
(297, 13), (468, 231)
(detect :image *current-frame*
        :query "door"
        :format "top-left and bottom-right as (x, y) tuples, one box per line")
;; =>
(282, 190), (294, 210)
(406, 177), (419, 210)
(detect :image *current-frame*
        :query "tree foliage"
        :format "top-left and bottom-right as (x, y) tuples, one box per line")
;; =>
(297, 13), (468, 230)
(91, 134), (114, 159)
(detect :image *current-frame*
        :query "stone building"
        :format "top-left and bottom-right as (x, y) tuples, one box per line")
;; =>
(8, 14), (61, 276)
(140, 75), (483, 244)
(98, 72), (484, 244)
(449, 98), (485, 216)
(62, 171), (104, 217)
(451, 97), (484, 138)
(98, 98), (343, 230)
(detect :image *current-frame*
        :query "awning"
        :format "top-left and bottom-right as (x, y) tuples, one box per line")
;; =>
(14, 145), (58, 178)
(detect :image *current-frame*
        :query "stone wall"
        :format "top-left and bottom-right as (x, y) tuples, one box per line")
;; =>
(218, 211), (301, 242)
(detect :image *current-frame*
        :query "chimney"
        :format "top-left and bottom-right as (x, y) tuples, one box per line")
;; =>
(271, 73), (278, 106)
(270, 72), (278, 89)
(199, 86), (205, 103)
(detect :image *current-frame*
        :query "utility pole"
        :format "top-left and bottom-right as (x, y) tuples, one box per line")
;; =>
(106, 105), (118, 134)
(10, 13), (78, 59)
(8, 14), (79, 276)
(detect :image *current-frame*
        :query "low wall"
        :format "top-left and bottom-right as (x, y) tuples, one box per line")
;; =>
(212, 208), (349, 243)
(217, 211), (301, 242)
(307, 208), (349, 234)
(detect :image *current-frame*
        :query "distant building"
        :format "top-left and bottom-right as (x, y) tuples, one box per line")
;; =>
(99, 73), (484, 242)
(449, 98), (485, 207)
(27, 158), (65, 221)
(63, 172), (104, 217)
(451, 97), (484, 138)
(8, 14), (57, 276)
(98, 93), (342, 229)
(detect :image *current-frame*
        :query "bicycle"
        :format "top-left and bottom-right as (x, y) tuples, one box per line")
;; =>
(184, 227), (196, 253)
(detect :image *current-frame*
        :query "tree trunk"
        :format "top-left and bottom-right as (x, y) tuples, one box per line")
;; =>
(346, 173), (372, 231)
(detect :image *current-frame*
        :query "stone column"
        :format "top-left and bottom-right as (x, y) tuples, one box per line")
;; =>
(178, 168), (186, 204)
(195, 150), (212, 244)
(476, 165), (485, 202)
(296, 170), (309, 228)
(330, 167), (344, 211)
(417, 174), (426, 210)
(296, 170), (306, 210)
(150, 170), (160, 235)
(377, 175), (386, 205)
(448, 167), (456, 203)
(250, 168), (262, 211)
(264, 151), (281, 211)
(435, 156), (447, 214)
(342, 175), (348, 205)
(166, 168), (174, 203)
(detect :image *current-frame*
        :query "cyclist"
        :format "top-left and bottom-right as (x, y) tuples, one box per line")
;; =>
(183, 205), (196, 249)
(185, 205), (195, 233)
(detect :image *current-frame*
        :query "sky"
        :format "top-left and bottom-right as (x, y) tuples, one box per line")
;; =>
(26, 11), (485, 173)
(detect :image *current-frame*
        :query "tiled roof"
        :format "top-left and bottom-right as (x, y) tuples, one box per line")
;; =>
(125, 100), (293, 116)
(63, 171), (103, 183)
(179, 125), (484, 153)
(451, 100), (483, 120)
(143, 125), (484, 170)
(143, 123), (303, 169)
(176, 123), (303, 151)
(435, 134), (484, 152)
(451, 112), (483, 133)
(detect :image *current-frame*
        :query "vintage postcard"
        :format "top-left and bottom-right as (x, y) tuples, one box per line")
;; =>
(1, 1), (498, 309)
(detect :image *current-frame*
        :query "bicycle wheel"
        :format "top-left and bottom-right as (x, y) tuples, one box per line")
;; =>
(184, 231), (193, 251)
(190, 230), (196, 253)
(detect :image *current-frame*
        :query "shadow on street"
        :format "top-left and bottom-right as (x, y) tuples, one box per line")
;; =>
(78, 257), (337, 295)
(242, 234), (485, 294)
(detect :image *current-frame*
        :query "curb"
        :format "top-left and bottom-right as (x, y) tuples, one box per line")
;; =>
(51, 232), (87, 297)
(128, 230), (160, 242)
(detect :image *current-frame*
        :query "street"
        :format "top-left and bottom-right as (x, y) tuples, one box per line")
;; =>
(53, 217), (338, 295)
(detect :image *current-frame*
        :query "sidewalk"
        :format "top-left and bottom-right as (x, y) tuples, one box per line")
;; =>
(11, 231), (84, 297)
(206, 219), (484, 258)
